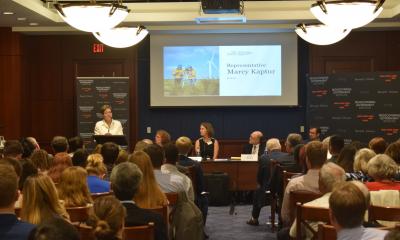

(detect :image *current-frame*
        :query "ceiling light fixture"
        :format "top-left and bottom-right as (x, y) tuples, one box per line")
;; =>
(93, 26), (149, 48)
(295, 23), (351, 45)
(54, 0), (130, 32)
(310, 0), (385, 29)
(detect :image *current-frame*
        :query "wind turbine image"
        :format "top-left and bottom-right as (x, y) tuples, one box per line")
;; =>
(208, 51), (218, 79)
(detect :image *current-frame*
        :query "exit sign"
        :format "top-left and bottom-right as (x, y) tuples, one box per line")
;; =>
(93, 43), (104, 53)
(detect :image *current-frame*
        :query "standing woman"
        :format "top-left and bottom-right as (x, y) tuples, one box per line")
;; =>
(195, 122), (219, 160)
(94, 105), (123, 136)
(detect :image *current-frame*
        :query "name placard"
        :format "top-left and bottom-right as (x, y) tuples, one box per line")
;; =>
(241, 154), (258, 161)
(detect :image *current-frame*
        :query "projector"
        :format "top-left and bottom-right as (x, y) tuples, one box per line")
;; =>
(201, 0), (241, 14)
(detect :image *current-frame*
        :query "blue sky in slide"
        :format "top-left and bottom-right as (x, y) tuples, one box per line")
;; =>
(163, 46), (220, 79)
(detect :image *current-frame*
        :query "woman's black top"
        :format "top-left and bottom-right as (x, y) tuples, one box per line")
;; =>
(199, 137), (215, 159)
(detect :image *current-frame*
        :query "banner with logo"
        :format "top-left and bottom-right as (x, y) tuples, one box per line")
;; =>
(76, 77), (130, 147)
(307, 72), (400, 143)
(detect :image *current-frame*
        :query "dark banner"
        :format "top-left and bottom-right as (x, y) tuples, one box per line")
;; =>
(307, 72), (400, 144)
(76, 77), (130, 147)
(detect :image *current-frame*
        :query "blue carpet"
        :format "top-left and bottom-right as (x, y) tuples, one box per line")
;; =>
(205, 205), (277, 240)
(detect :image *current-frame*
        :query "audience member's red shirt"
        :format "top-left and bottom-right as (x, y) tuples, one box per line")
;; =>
(365, 181), (400, 191)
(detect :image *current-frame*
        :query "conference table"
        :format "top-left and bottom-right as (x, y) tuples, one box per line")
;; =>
(200, 159), (259, 191)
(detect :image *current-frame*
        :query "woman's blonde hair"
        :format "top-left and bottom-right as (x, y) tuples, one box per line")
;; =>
(58, 166), (93, 207)
(353, 148), (376, 173)
(30, 149), (52, 172)
(21, 173), (69, 224)
(367, 154), (398, 181)
(86, 154), (107, 176)
(128, 151), (168, 208)
(115, 149), (129, 165)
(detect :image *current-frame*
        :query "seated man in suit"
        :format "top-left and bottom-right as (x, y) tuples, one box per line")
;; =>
(176, 136), (208, 223)
(247, 138), (287, 226)
(242, 131), (266, 156)
(0, 164), (35, 239)
(110, 162), (167, 240)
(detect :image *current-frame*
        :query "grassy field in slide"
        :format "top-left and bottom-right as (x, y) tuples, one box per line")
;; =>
(164, 79), (219, 96)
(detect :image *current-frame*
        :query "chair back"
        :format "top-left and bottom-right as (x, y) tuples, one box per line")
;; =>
(317, 224), (336, 240)
(124, 222), (155, 240)
(166, 192), (179, 206)
(283, 170), (300, 190)
(91, 192), (113, 201)
(66, 205), (91, 223)
(268, 159), (280, 232)
(296, 203), (330, 240)
(76, 224), (95, 240)
(368, 205), (400, 222)
(149, 205), (168, 227)
(290, 190), (322, 223)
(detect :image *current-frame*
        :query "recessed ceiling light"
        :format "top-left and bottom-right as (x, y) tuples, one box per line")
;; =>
(3, 12), (14, 15)
(29, 23), (39, 26)
(17, 17), (27, 21)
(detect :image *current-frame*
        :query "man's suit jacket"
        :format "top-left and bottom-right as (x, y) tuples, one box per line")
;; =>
(242, 142), (266, 156)
(257, 151), (288, 189)
(178, 155), (205, 197)
(0, 214), (35, 240)
(122, 202), (167, 240)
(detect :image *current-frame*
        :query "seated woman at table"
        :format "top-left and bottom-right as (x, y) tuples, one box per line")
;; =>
(194, 122), (219, 160)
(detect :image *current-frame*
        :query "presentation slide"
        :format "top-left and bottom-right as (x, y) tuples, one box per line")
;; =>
(163, 45), (281, 97)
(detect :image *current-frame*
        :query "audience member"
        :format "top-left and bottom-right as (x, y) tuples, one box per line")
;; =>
(385, 229), (400, 240)
(329, 182), (388, 240)
(293, 144), (307, 173)
(176, 136), (208, 223)
(20, 137), (36, 158)
(134, 139), (152, 152)
(71, 148), (88, 167)
(50, 136), (69, 154)
(26, 137), (40, 150)
(0, 157), (22, 177)
(86, 154), (110, 193)
(58, 166), (93, 207)
(366, 154), (400, 191)
(281, 141), (326, 226)
(115, 149), (128, 165)
(288, 162), (346, 239)
(93, 144), (102, 154)
(19, 159), (38, 191)
(3, 140), (23, 160)
(308, 127), (321, 142)
(128, 151), (168, 208)
(155, 129), (171, 147)
(47, 152), (72, 183)
(328, 135), (344, 163)
(28, 218), (79, 240)
(30, 149), (52, 174)
(110, 162), (167, 240)
(337, 145), (357, 172)
(162, 143), (195, 201)
(68, 136), (84, 154)
(384, 141), (400, 165)
(195, 122), (219, 160)
(242, 131), (265, 156)
(347, 148), (375, 181)
(0, 164), (35, 239)
(87, 196), (126, 240)
(247, 138), (287, 226)
(100, 142), (119, 178)
(369, 137), (387, 154)
(21, 173), (70, 224)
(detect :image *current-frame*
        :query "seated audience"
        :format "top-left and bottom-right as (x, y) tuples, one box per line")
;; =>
(87, 196), (126, 240)
(58, 166), (93, 207)
(21, 173), (70, 224)
(288, 162), (346, 239)
(384, 141), (400, 165)
(385, 229), (400, 240)
(0, 157), (22, 177)
(115, 149), (128, 165)
(19, 159), (38, 191)
(369, 137), (387, 154)
(281, 141), (325, 226)
(144, 144), (186, 194)
(347, 148), (375, 181)
(134, 139), (152, 152)
(162, 143), (195, 201)
(128, 151), (168, 208)
(242, 131), (265, 156)
(71, 148), (88, 167)
(0, 164), (35, 239)
(155, 129), (171, 147)
(293, 144), (307, 173)
(194, 122), (219, 160)
(308, 127), (321, 142)
(26, 137), (40, 150)
(176, 136), (208, 223)
(68, 136), (84, 155)
(337, 145), (357, 173)
(93, 144), (102, 154)
(30, 149), (52, 174)
(366, 154), (400, 191)
(28, 218), (79, 240)
(47, 152), (72, 183)
(51, 136), (69, 155)
(247, 138), (287, 226)
(110, 162), (167, 240)
(329, 182), (388, 240)
(3, 140), (23, 160)
(328, 135), (344, 163)
(20, 137), (36, 158)
(100, 142), (119, 179)
(86, 154), (110, 194)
